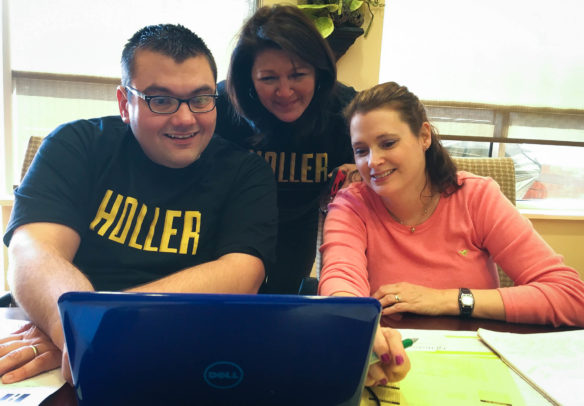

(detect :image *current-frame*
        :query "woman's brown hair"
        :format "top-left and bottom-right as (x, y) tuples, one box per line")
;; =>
(344, 82), (461, 195)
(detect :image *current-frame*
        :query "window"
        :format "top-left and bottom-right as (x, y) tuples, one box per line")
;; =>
(425, 104), (584, 204)
(379, 0), (584, 212)
(1, 0), (257, 194)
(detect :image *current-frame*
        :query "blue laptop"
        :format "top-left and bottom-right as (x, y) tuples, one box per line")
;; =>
(58, 292), (381, 406)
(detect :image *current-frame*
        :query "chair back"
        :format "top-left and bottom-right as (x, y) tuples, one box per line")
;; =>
(453, 157), (516, 205)
(452, 157), (516, 287)
(4, 136), (44, 306)
(20, 136), (44, 182)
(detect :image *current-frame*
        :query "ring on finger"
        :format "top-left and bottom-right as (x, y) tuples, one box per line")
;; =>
(30, 344), (40, 358)
(394, 294), (400, 303)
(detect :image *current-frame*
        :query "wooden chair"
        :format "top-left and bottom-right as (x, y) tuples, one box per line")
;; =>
(17, 136), (44, 186)
(303, 157), (517, 294)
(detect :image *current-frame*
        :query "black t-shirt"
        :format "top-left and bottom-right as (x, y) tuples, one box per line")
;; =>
(215, 81), (356, 293)
(4, 116), (278, 291)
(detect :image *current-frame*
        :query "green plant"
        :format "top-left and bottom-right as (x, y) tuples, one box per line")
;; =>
(298, 0), (384, 39)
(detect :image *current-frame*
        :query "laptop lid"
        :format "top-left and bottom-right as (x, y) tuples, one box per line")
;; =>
(58, 292), (381, 406)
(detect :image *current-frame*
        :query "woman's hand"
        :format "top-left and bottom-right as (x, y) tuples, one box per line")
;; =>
(366, 327), (410, 386)
(0, 322), (62, 384)
(373, 282), (458, 317)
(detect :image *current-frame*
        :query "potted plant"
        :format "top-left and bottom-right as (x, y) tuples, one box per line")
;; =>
(298, 0), (384, 60)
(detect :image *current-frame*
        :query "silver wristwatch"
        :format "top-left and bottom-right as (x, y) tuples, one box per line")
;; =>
(458, 288), (474, 318)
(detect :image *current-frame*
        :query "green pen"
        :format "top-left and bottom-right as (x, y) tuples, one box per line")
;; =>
(369, 337), (418, 365)
(402, 338), (418, 348)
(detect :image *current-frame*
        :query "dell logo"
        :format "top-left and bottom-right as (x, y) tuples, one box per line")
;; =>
(203, 361), (244, 389)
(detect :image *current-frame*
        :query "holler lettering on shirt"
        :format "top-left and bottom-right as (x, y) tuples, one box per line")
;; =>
(255, 151), (328, 183)
(89, 189), (201, 254)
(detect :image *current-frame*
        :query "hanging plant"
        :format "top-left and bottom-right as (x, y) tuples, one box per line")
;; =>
(298, 0), (384, 39)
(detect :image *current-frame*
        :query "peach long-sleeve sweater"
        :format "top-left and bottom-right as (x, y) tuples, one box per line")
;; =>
(319, 172), (584, 327)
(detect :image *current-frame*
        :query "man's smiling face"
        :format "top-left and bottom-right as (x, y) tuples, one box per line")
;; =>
(117, 49), (217, 168)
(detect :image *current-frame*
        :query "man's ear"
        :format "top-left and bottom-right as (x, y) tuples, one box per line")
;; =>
(117, 86), (130, 124)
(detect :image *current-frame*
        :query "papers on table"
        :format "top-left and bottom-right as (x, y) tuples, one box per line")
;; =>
(0, 372), (65, 405)
(360, 329), (553, 406)
(397, 328), (491, 354)
(0, 319), (28, 336)
(0, 319), (65, 406)
(478, 328), (584, 406)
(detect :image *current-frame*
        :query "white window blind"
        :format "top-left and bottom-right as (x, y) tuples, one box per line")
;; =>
(379, 0), (583, 110)
(379, 0), (584, 208)
(9, 0), (254, 80)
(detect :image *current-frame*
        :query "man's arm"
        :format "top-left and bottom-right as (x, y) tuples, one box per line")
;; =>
(2, 224), (265, 384)
(8, 222), (93, 350)
(126, 253), (265, 294)
(0, 222), (92, 384)
(9, 224), (265, 344)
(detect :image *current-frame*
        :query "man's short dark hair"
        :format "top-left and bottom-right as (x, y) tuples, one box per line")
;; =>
(121, 24), (217, 86)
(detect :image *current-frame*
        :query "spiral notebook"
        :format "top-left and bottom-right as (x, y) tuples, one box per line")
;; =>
(58, 291), (380, 406)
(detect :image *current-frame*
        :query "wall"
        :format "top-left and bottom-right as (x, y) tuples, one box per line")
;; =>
(261, 0), (383, 91)
(334, 8), (384, 90)
(529, 217), (584, 280)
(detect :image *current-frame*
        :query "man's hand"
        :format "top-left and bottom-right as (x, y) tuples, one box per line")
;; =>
(0, 323), (62, 384)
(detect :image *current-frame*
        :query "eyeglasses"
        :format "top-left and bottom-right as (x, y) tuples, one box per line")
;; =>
(125, 86), (218, 114)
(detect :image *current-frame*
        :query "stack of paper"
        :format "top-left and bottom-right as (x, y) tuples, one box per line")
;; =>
(478, 328), (584, 406)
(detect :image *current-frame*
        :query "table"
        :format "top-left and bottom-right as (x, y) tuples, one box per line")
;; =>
(0, 308), (575, 406)
(381, 313), (577, 334)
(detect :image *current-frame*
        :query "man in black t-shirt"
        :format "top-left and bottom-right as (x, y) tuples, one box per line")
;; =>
(0, 24), (277, 385)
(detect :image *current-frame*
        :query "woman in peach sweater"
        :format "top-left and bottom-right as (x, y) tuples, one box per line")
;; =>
(320, 82), (584, 329)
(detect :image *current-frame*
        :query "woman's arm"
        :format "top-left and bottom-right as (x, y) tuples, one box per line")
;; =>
(318, 188), (371, 297)
(372, 283), (506, 320)
(473, 177), (584, 326)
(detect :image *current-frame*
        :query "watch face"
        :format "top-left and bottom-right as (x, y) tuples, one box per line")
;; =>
(461, 295), (473, 306)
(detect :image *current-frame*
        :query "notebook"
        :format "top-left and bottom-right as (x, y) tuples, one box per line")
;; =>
(478, 328), (584, 406)
(58, 291), (381, 406)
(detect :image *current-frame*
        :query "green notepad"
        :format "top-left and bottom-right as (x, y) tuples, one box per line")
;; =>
(361, 330), (525, 406)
